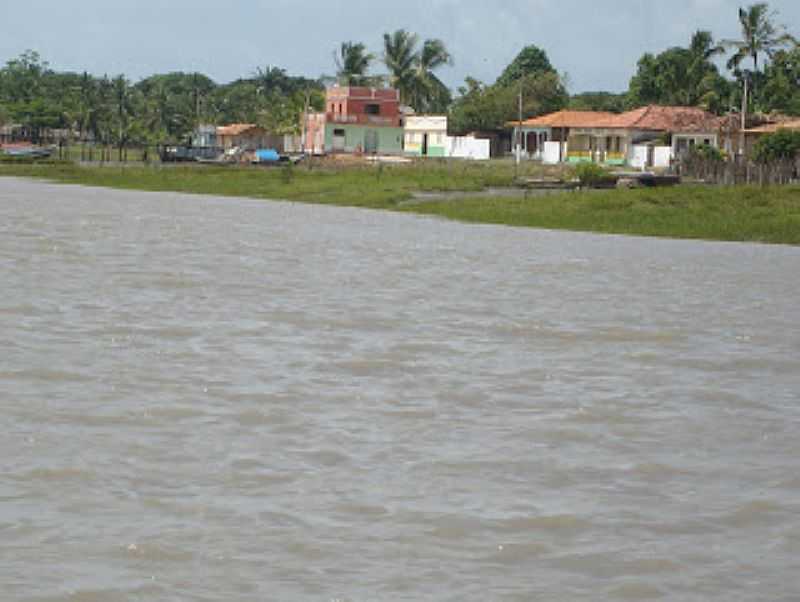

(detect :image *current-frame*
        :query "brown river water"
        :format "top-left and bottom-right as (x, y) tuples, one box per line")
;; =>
(1, 177), (799, 601)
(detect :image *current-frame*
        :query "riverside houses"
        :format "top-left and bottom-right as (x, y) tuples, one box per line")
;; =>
(511, 105), (735, 168)
(322, 86), (404, 155)
(404, 115), (448, 157)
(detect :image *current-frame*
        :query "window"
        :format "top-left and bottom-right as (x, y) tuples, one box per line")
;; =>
(365, 104), (380, 115)
(333, 129), (345, 137)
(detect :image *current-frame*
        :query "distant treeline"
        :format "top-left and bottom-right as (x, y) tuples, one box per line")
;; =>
(0, 3), (797, 145)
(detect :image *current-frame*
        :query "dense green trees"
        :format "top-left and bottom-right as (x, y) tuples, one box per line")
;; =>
(567, 92), (627, 113)
(753, 128), (800, 161)
(758, 46), (800, 114)
(0, 3), (797, 149)
(495, 45), (555, 87)
(0, 52), (324, 145)
(627, 31), (730, 113)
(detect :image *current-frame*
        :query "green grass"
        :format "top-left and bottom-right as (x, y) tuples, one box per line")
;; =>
(404, 185), (800, 245)
(1, 160), (799, 244)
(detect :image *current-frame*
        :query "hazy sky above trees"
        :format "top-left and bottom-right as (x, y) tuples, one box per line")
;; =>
(1, 0), (797, 92)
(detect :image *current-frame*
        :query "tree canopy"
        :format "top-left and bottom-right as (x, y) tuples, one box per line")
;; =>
(495, 45), (555, 87)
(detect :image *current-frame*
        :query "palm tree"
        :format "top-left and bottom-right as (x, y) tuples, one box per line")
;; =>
(725, 3), (796, 149)
(334, 42), (374, 86)
(726, 4), (795, 73)
(112, 75), (134, 160)
(383, 30), (453, 111)
(411, 39), (453, 112)
(383, 30), (420, 103)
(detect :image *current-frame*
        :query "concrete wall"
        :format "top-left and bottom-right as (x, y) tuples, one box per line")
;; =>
(629, 145), (673, 169)
(325, 124), (404, 155)
(542, 141), (562, 164)
(446, 136), (490, 160)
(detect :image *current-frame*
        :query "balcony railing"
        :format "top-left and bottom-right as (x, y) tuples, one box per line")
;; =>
(327, 113), (398, 127)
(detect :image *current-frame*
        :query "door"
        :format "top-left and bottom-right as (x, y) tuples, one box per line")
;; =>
(422, 133), (429, 156)
(332, 129), (345, 152)
(364, 129), (378, 154)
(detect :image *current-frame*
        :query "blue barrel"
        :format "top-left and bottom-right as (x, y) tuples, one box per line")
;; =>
(256, 149), (280, 162)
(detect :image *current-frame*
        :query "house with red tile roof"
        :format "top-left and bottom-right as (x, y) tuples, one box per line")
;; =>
(511, 106), (736, 167)
(742, 119), (800, 156)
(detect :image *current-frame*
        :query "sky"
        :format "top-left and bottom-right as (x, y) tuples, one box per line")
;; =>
(1, 0), (798, 94)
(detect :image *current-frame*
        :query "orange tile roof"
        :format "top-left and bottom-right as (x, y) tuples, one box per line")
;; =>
(744, 119), (800, 134)
(217, 123), (263, 136)
(515, 110), (619, 129)
(514, 105), (728, 133)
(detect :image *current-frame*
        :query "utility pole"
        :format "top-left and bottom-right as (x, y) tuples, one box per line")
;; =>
(515, 81), (523, 179)
(300, 89), (310, 155)
(739, 72), (748, 158)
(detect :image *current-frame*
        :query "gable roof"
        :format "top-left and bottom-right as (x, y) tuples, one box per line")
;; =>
(217, 123), (264, 136)
(515, 105), (727, 133)
(516, 110), (619, 129)
(744, 119), (800, 134)
(608, 105), (724, 132)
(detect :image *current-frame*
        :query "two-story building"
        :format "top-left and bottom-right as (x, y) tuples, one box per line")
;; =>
(319, 86), (405, 155)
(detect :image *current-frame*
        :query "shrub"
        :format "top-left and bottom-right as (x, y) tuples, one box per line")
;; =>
(753, 129), (800, 163)
(571, 162), (612, 187)
(689, 143), (724, 162)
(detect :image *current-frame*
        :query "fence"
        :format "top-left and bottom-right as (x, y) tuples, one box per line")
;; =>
(677, 154), (799, 186)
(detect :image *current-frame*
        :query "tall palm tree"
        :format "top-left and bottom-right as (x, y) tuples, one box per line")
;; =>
(383, 30), (420, 103)
(383, 30), (453, 111)
(725, 3), (796, 148)
(726, 3), (795, 73)
(334, 42), (374, 86)
(411, 39), (453, 112)
(112, 75), (134, 160)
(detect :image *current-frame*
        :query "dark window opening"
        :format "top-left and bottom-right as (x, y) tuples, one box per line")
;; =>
(333, 129), (346, 136)
(365, 104), (381, 115)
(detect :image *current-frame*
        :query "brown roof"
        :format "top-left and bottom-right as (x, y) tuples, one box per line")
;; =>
(607, 105), (725, 132)
(514, 105), (727, 133)
(744, 119), (800, 134)
(217, 123), (264, 136)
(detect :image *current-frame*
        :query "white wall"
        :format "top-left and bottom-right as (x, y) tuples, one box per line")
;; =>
(629, 145), (672, 169)
(445, 136), (490, 160)
(542, 141), (561, 165)
(405, 115), (448, 132)
(654, 146), (672, 167)
(629, 145), (648, 169)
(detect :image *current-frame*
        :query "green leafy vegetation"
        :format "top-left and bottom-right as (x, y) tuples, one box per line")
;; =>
(753, 129), (800, 162)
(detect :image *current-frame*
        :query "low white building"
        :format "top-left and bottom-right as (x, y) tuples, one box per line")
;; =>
(403, 115), (490, 160)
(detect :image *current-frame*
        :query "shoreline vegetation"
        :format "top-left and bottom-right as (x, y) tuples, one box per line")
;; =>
(2, 161), (799, 245)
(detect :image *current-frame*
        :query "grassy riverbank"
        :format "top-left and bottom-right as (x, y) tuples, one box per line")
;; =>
(2, 161), (799, 244)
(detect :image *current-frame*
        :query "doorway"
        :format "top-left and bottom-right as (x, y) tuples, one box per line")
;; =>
(365, 129), (378, 154)
(332, 129), (345, 152)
